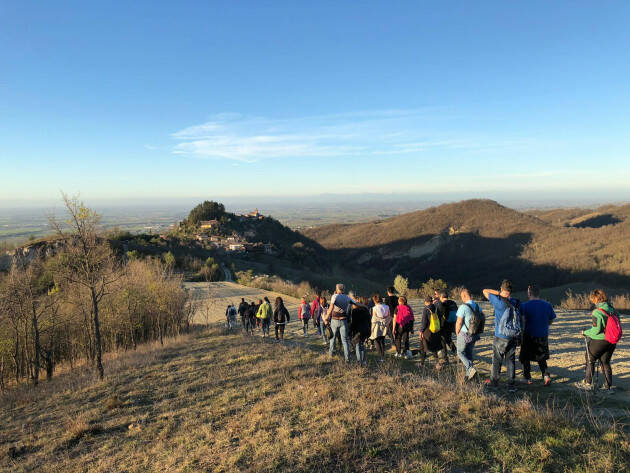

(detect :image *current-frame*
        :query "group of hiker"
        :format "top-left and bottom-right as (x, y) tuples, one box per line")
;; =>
(225, 280), (623, 393)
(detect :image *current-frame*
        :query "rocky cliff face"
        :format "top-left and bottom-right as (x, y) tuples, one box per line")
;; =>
(0, 239), (65, 271)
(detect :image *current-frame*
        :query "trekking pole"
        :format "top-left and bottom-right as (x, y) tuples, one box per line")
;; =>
(583, 337), (599, 390)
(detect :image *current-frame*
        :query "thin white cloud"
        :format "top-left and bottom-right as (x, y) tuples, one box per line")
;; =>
(170, 109), (521, 162)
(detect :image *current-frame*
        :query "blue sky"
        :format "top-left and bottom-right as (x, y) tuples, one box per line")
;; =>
(2, 1), (630, 205)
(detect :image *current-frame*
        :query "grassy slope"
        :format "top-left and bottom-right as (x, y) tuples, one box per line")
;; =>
(2, 327), (629, 473)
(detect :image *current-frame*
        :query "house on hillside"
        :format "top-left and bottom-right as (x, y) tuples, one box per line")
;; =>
(228, 244), (246, 252)
(199, 219), (220, 230)
(246, 209), (264, 220)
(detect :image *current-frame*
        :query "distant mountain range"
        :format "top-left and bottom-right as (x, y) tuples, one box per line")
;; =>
(302, 199), (630, 293)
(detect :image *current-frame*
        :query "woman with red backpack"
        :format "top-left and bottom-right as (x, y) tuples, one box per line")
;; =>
(575, 289), (622, 392)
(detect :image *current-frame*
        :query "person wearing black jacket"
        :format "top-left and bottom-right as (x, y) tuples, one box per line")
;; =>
(418, 296), (448, 368)
(238, 298), (249, 328)
(385, 287), (399, 345)
(436, 291), (458, 354)
(349, 297), (371, 365)
(273, 297), (290, 341)
(246, 301), (257, 335)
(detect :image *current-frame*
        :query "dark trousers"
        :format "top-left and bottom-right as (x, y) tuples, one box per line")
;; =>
(523, 359), (549, 379)
(275, 324), (285, 340)
(441, 321), (456, 351)
(419, 329), (447, 362)
(394, 322), (413, 354)
(374, 336), (385, 357)
(491, 336), (517, 384)
(585, 338), (616, 387)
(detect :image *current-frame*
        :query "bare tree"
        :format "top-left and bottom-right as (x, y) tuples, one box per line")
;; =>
(50, 194), (121, 380)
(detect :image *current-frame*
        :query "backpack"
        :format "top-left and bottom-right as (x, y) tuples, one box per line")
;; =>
(228, 306), (236, 318)
(497, 299), (522, 339)
(443, 300), (457, 323)
(464, 303), (485, 336)
(600, 309), (623, 344)
(300, 303), (311, 319)
(428, 309), (441, 333)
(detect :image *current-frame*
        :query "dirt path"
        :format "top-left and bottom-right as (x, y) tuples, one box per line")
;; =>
(185, 282), (630, 406)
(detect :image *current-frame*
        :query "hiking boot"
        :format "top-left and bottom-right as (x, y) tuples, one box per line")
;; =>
(574, 380), (594, 391)
(543, 375), (552, 387)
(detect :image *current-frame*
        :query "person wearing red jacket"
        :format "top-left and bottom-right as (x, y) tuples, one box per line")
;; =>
(392, 296), (415, 359)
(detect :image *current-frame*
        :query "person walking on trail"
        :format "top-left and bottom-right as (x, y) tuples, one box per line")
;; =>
(226, 304), (237, 330)
(324, 283), (359, 362)
(311, 292), (322, 336)
(520, 284), (555, 386)
(455, 288), (484, 381)
(370, 294), (391, 362)
(418, 295), (448, 368)
(273, 296), (290, 342)
(483, 280), (522, 392)
(436, 291), (458, 354)
(386, 287), (399, 346)
(256, 297), (273, 337)
(238, 298), (249, 328)
(393, 296), (414, 359)
(299, 297), (311, 336)
(317, 296), (330, 345)
(350, 297), (371, 366)
(246, 301), (257, 335)
(575, 289), (622, 392)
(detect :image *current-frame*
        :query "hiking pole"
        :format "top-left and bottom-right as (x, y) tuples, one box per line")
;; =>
(583, 337), (599, 390)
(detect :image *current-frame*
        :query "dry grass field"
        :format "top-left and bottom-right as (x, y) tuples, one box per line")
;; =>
(2, 281), (629, 473)
(2, 324), (630, 472)
(189, 282), (630, 403)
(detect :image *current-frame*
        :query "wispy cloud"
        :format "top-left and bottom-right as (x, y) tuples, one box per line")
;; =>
(170, 110), (518, 162)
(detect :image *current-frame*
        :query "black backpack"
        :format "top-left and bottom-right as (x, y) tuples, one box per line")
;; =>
(464, 303), (485, 336)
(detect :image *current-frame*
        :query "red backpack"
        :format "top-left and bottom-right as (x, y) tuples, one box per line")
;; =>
(600, 309), (623, 344)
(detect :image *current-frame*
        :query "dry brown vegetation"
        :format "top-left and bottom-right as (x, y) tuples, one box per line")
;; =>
(0, 197), (190, 391)
(1, 325), (629, 472)
(560, 290), (630, 311)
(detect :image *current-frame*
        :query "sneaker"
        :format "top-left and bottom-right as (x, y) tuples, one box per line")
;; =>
(543, 376), (552, 387)
(525, 379), (533, 385)
(574, 380), (594, 391)
(379, 358), (385, 363)
(484, 378), (498, 387)
(600, 385), (615, 394)
(405, 350), (413, 359)
(507, 384), (517, 393)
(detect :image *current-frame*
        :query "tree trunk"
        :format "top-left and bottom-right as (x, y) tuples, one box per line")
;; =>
(91, 288), (104, 379)
(31, 304), (40, 386)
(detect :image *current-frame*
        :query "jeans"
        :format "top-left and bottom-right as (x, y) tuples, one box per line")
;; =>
(491, 336), (517, 384)
(329, 318), (350, 362)
(261, 318), (270, 336)
(456, 333), (476, 377)
(321, 324), (329, 344)
(352, 334), (366, 364)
